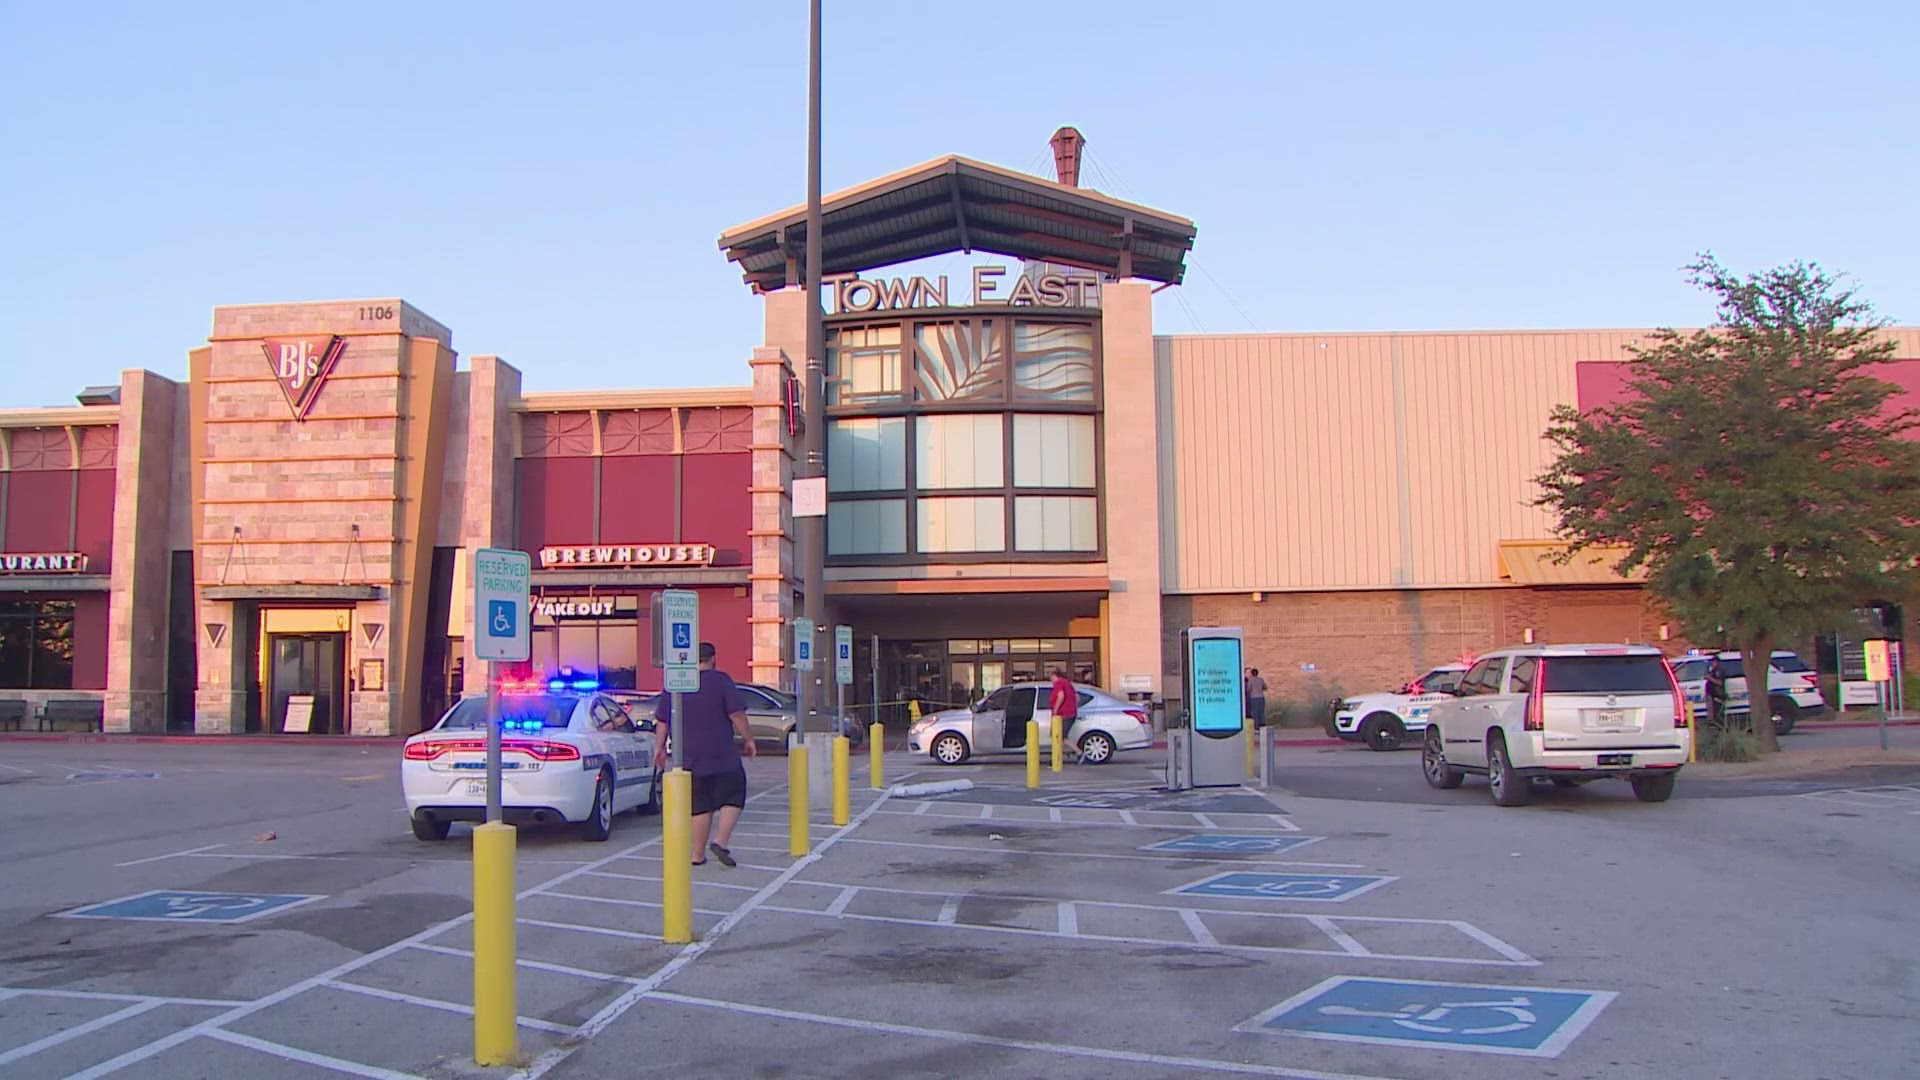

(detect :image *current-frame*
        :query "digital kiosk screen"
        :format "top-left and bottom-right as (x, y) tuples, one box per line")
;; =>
(1190, 637), (1245, 735)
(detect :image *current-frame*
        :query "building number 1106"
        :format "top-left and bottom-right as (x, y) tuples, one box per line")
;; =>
(357, 305), (395, 321)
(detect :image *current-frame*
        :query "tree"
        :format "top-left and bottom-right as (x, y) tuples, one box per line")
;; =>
(1536, 256), (1920, 752)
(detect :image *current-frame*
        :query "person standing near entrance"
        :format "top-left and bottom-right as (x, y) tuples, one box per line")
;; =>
(653, 643), (756, 867)
(1246, 668), (1268, 727)
(1049, 667), (1079, 755)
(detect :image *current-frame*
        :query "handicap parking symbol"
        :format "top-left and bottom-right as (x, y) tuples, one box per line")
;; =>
(1169, 871), (1395, 902)
(1141, 834), (1324, 855)
(1237, 976), (1616, 1058)
(487, 600), (516, 638)
(56, 890), (326, 924)
(672, 621), (692, 650)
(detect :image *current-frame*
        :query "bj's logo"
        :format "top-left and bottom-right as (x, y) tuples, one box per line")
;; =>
(260, 335), (347, 420)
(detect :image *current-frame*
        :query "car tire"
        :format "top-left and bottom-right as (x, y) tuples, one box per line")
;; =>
(1631, 772), (1677, 803)
(1421, 727), (1464, 789)
(1487, 735), (1532, 807)
(1361, 713), (1405, 752)
(635, 772), (662, 816)
(1078, 730), (1116, 765)
(931, 732), (970, 766)
(580, 770), (615, 841)
(1769, 697), (1800, 736)
(411, 813), (450, 841)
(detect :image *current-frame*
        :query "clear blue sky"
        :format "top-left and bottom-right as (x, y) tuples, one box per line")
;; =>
(3, 1), (1915, 407)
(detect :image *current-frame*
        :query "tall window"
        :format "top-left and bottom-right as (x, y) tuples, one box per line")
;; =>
(0, 600), (75, 689)
(826, 325), (903, 404)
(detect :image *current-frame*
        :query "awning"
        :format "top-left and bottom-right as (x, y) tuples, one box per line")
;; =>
(1498, 541), (1647, 586)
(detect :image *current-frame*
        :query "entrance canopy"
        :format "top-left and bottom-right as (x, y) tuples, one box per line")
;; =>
(718, 155), (1196, 293)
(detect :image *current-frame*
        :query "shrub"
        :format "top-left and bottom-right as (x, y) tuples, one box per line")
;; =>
(1699, 723), (1763, 763)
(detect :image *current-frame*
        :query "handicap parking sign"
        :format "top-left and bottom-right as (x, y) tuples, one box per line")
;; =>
(57, 890), (325, 924)
(1237, 976), (1616, 1058)
(487, 600), (515, 637)
(1141, 834), (1324, 855)
(672, 622), (692, 649)
(1169, 871), (1395, 902)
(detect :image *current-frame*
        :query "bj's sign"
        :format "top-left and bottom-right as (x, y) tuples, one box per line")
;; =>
(260, 335), (347, 420)
(0, 552), (89, 574)
(539, 544), (716, 569)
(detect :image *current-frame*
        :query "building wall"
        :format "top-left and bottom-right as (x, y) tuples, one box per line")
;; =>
(1163, 586), (1687, 714)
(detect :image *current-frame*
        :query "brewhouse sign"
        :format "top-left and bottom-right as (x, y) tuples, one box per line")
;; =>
(539, 544), (716, 569)
(827, 265), (1100, 315)
(0, 552), (88, 573)
(261, 335), (347, 420)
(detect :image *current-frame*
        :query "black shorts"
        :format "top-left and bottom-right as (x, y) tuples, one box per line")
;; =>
(690, 768), (748, 815)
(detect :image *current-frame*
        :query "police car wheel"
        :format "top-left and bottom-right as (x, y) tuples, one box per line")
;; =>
(580, 770), (615, 841)
(1361, 713), (1405, 752)
(411, 813), (450, 841)
(1769, 698), (1799, 736)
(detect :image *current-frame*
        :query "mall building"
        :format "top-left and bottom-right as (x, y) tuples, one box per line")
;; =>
(3, 130), (1914, 734)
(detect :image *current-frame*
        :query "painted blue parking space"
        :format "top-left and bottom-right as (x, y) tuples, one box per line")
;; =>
(1139, 833), (1324, 855)
(1237, 975), (1616, 1057)
(1168, 871), (1394, 902)
(55, 889), (325, 924)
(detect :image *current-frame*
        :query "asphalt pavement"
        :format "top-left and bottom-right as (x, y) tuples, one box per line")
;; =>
(0, 735), (1915, 1078)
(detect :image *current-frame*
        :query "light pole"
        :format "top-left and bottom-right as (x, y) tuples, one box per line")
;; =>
(800, 0), (826, 735)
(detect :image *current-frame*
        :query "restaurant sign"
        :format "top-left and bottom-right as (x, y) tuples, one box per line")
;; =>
(260, 335), (347, 420)
(0, 552), (89, 574)
(539, 544), (716, 569)
(536, 597), (628, 619)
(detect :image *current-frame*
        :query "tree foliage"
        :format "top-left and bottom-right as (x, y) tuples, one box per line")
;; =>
(1536, 256), (1920, 749)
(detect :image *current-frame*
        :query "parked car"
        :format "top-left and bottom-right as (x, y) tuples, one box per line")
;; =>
(1421, 644), (1689, 806)
(402, 689), (660, 841)
(909, 682), (1152, 765)
(614, 683), (865, 750)
(1668, 650), (1826, 734)
(1330, 664), (1469, 750)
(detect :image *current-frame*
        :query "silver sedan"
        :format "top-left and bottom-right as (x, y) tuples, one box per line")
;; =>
(907, 683), (1153, 765)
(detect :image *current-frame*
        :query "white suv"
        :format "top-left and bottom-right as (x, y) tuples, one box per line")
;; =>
(1421, 644), (1690, 806)
(1669, 650), (1826, 734)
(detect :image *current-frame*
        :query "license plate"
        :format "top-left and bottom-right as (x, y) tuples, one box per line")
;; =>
(1583, 708), (1632, 730)
(464, 779), (487, 796)
(1598, 753), (1633, 767)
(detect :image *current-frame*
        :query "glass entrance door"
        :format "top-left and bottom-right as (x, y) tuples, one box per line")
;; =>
(267, 633), (346, 734)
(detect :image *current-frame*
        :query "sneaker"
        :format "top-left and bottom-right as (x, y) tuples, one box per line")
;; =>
(708, 842), (736, 868)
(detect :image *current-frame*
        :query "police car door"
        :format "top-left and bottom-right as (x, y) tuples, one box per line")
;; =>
(587, 697), (642, 812)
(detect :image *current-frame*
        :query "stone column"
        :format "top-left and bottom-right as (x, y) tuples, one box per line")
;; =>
(460, 356), (523, 685)
(105, 370), (180, 732)
(1100, 281), (1166, 694)
(749, 346), (797, 689)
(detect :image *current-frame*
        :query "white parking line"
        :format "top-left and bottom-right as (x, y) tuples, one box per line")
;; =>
(0, 761), (36, 774)
(0, 1001), (161, 1068)
(648, 991), (1393, 1080)
(1193, 813), (1219, 828)
(825, 887), (859, 917)
(1306, 915), (1368, 956)
(936, 897), (961, 925)
(1118, 810), (1139, 825)
(0, 987), (248, 1008)
(199, 1028), (421, 1080)
(325, 979), (576, 1035)
(829, 835), (1364, 868)
(913, 802), (934, 815)
(409, 942), (640, 985)
(517, 917), (661, 942)
(1057, 901), (1078, 936)
(536, 889), (735, 918)
(114, 843), (229, 867)
(1178, 909), (1217, 947)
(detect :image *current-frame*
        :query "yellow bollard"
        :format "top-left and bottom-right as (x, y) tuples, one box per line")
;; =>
(869, 722), (885, 790)
(832, 735), (850, 826)
(1026, 720), (1040, 788)
(660, 769), (692, 944)
(471, 821), (518, 1066)
(789, 744), (810, 856)
(1686, 702), (1698, 764)
(1246, 718), (1257, 779)
(1050, 716), (1063, 773)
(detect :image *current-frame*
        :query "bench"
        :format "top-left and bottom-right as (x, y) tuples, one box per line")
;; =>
(39, 699), (103, 733)
(0, 699), (25, 732)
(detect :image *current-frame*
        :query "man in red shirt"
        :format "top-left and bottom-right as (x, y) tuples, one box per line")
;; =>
(1049, 667), (1078, 741)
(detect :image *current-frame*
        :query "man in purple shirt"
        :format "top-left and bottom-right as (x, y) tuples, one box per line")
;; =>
(653, 643), (756, 867)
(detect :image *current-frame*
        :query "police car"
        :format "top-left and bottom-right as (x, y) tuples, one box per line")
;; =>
(1330, 664), (1468, 751)
(402, 679), (661, 842)
(1669, 650), (1826, 735)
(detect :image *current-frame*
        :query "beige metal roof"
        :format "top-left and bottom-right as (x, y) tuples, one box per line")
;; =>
(717, 155), (1196, 292)
(1498, 541), (1647, 586)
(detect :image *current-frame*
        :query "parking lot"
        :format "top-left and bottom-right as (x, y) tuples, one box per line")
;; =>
(2, 736), (1917, 1078)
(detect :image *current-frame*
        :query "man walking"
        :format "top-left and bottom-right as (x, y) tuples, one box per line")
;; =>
(654, 643), (756, 867)
(1049, 667), (1079, 757)
(1246, 668), (1268, 727)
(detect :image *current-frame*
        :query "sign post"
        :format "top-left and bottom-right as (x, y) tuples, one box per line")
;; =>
(794, 617), (816, 735)
(469, 546), (530, 1068)
(657, 589), (699, 944)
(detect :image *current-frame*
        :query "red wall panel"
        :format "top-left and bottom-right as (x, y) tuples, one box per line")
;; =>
(4, 471), (74, 554)
(72, 592), (108, 690)
(517, 458), (596, 552)
(622, 586), (751, 692)
(74, 470), (116, 574)
(680, 453), (750, 567)
(599, 456), (676, 543)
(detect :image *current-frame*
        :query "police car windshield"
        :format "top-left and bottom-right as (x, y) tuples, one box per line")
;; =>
(440, 695), (575, 730)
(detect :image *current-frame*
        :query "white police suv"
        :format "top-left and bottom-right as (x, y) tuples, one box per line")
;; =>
(402, 680), (661, 842)
(1669, 650), (1826, 734)
(1331, 664), (1468, 751)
